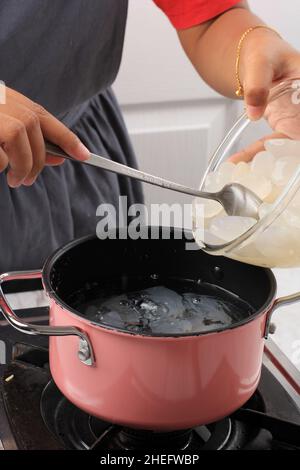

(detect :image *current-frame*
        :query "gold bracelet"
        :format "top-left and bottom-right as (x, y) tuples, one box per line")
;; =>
(235, 25), (282, 97)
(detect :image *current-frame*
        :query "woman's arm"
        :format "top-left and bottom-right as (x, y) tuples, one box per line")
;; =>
(177, 1), (300, 120)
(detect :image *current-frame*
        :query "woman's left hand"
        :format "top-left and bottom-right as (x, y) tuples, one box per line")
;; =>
(239, 28), (300, 121)
(229, 132), (286, 163)
(231, 28), (300, 162)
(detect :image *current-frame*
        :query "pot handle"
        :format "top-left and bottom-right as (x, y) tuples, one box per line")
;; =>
(0, 270), (95, 366)
(265, 290), (300, 339)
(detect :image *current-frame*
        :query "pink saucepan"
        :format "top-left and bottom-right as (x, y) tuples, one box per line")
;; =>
(0, 227), (299, 431)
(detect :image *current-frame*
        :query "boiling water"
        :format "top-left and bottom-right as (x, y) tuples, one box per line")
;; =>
(73, 276), (254, 335)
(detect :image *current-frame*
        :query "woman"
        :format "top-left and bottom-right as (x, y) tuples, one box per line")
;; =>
(0, 0), (298, 272)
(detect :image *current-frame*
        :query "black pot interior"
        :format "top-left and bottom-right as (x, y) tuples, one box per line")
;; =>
(43, 227), (276, 335)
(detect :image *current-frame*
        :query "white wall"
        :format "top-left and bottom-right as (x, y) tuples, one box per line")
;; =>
(250, 0), (300, 45)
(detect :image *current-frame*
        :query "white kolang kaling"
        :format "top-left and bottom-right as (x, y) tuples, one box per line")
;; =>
(193, 139), (300, 268)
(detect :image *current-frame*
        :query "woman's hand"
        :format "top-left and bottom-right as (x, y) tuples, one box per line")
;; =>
(0, 87), (89, 188)
(229, 132), (286, 163)
(239, 29), (300, 121)
(229, 29), (300, 163)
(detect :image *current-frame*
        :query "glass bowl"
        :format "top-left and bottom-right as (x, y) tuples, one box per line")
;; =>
(192, 78), (300, 268)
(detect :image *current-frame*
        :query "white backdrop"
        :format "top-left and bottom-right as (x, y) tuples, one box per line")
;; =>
(113, 0), (300, 370)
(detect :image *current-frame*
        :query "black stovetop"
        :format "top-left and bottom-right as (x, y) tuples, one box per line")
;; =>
(0, 307), (300, 451)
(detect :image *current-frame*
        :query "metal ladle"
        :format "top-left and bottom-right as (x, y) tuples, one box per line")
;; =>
(45, 141), (262, 220)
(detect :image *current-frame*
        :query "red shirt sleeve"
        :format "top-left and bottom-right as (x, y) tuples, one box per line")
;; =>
(153, 0), (242, 30)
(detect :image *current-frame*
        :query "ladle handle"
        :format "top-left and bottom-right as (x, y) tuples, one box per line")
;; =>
(45, 141), (217, 201)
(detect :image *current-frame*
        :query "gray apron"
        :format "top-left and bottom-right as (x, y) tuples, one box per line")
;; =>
(0, 0), (143, 272)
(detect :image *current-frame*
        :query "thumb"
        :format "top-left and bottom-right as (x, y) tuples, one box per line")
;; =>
(242, 58), (273, 121)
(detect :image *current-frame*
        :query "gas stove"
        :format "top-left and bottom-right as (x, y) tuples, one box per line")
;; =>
(0, 305), (300, 451)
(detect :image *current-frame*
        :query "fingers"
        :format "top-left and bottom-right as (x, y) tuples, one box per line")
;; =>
(0, 99), (45, 187)
(243, 56), (273, 121)
(32, 103), (89, 161)
(45, 154), (65, 166)
(229, 141), (265, 163)
(9, 89), (89, 161)
(0, 87), (90, 188)
(228, 132), (287, 163)
(0, 115), (33, 187)
(0, 147), (8, 173)
(21, 112), (45, 186)
(29, 106), (89, 166)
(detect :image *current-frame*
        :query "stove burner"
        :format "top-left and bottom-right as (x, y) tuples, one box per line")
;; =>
(40, 380), (262, 451)
(1, 342), (299, 451)
(89, 419), (238, 451)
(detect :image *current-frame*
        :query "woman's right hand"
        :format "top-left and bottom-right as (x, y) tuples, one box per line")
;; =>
(0, 87), (89, 188)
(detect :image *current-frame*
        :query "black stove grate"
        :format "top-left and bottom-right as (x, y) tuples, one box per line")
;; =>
(40, 378), (267, 451)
